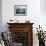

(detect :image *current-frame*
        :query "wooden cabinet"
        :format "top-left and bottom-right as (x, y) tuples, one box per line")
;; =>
(7, 23), (34, 46)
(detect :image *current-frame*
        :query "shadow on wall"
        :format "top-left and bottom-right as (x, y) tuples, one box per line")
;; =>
(40, 0), (46, 14)
(0, 0), (2, 32)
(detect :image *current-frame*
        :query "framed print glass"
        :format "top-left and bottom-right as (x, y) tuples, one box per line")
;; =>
(14, 5), (27, 16)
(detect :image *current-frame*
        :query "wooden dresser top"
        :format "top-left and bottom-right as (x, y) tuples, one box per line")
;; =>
(7, 23), (34, 25)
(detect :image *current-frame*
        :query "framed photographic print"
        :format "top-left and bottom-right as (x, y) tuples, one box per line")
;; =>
(14, 5), (27, 16)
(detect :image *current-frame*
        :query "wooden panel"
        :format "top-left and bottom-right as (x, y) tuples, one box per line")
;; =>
(7, 23), (34, 46)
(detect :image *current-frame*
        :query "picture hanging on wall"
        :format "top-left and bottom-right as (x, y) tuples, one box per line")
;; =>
(14, 5), (27, 16)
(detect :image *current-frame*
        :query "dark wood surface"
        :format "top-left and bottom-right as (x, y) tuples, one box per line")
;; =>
(7, 23), (34, 46)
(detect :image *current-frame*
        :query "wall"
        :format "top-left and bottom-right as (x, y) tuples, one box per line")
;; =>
(2, 0), (46, 46)
(40, 0), (46, 32)
(40, 0), (46, 13)
(0, 0), (2, 32)
(2, 0), (40, 30)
